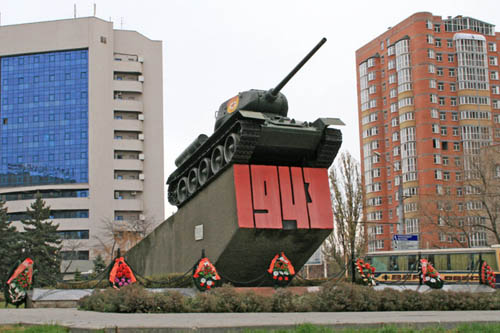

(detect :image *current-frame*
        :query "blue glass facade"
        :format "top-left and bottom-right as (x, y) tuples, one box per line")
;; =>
(0, 49), (88, 187)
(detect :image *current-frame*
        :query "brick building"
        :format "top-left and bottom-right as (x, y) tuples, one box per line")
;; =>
(356, 12), (500, 251)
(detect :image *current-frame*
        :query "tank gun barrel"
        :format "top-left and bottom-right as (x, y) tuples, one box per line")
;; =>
(267, 37), (327, 99)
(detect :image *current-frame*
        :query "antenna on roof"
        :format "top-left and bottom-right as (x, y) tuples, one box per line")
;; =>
(93, 3), (96, 17)
(74, 4), (76, 19)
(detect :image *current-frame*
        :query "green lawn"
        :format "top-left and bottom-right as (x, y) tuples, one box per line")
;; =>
(0, 325), (68, 333)
(245, 323), (500, 333)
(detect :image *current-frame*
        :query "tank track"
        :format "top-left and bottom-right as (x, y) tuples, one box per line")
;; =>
(308, 128), (343, 168)
(167, 119), (262, 207)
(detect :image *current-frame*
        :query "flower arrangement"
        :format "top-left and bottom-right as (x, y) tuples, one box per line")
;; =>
(5, 258), (34, 307)
(268, 252), (295, 286)
(419, 258), (444, 289)
(109, 257), (136, 289)
(355, 258), (376, 286)
(480, 261), (496, 289)
(192, 257), (221, 291)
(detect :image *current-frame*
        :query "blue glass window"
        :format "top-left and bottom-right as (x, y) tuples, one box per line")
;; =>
(0, 49), (88, 187)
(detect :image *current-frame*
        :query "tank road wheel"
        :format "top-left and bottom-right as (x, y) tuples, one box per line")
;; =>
(198, 158), (211, 186)
(176, 177), (189, 204)
(224, 133), (240, 163)
(187, 168), (199, 194)
(210, 145), (225, 175)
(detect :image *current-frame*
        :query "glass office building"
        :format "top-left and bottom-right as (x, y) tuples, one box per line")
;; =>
(0, 49), (88, 187)
(0, 17), (164, 274)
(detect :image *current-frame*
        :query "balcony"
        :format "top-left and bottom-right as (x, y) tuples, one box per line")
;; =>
(113, 80), (143, 93)
(113, 119), (143, 132)
(113, 159), (144, 171)
(113, 139), (143, 152)
(114, 179), (144, 192)
(113, 60), (142, 74)
(113, 199), (143, 211)
(113, 99), (143, 112)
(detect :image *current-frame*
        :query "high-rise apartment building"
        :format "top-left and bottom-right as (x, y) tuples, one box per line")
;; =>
(356, 12), (500, 251)
(0, 17), (165, 272)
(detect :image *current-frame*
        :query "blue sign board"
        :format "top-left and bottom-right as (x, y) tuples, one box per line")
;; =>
(392, 234), (419, 250)
(392, 234), (419, 242)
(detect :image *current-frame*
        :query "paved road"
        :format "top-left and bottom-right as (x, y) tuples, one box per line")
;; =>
(1, 309), (500, 332)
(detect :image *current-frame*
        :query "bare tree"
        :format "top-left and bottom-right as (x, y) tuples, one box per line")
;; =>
(94, 214), (158, 261)
(323, 151), (366, 280)
(420, 145), (500, 248)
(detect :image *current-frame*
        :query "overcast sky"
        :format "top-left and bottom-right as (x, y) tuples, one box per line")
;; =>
(2, 0), (500, 215)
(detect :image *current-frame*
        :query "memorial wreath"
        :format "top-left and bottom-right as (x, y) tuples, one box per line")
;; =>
(480, 261), (496, 289)
(419, 258), (444, 289)
(4, 258), (34, 307)
(268, 252), (295, 286)
(192, 257), (221, 291)
(109, 257), (136, 289)
(355, 258), (377, 286)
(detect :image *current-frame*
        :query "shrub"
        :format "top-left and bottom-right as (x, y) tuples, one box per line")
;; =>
(77, 282), (500, 313)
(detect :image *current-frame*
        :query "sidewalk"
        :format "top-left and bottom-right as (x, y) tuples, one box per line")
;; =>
(1, 309), (500, 332)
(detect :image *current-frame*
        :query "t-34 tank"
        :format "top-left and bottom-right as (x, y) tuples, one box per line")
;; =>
(167, 38), (343, 207)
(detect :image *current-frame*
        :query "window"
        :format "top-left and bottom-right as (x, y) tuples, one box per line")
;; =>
(489, 42), (497, 52)
(427, 35), (434, 44)
(435, 38), (441, 47)
(437, 67), (443, 76)
(430, 94), (438, 103)
(439, 112), (446, 120)
(434, 154), (441, 164)
(443, 171), (450, 180)
(439, 97), (445, 106)
(388, 73), (396, 84)
(449, 68), (455, 77)
(448, 54), (454, 62)
(490, 56), (498, 66)
(447, 40), (453, 48)
(436, 53), (442, 61)
(429, 64), (436, 73)
(442, 156), (449, 165)
(430, 79), (436, 89)
(431, 109), (439, 118)
(491, 71), (499, 80)
(450, 97), (457, 106)
(450, 83), (456, 92)
(453, 142), (460, 151)
(452, 127), (459, 136)
(434, 24), (441, 33)
(441, 127), (447, 136)
(432, 124), (439, 133)
(428, 49), (435, 59)
(437, 82), (444, 91)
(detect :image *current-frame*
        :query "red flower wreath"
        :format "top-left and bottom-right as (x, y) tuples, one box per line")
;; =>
(419, 259), (444, 289)
(480, 261), (496, 289)
(268, 252), (295, 286)
(355, 258), (376, 286)
(193, 257), (221, 291)
(5, 258), (34, 306)
(109, 257), (136, 289)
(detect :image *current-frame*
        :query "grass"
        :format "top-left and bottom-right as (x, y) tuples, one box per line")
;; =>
(0, 325), (68, 333)
(244, 323), (500, 333)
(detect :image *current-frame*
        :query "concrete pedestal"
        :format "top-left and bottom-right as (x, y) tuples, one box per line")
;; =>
(126, 164), (333, 286)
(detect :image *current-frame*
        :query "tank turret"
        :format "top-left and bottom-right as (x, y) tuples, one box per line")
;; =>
(214, 37), (326, 131)
(167, 38), (343, 207)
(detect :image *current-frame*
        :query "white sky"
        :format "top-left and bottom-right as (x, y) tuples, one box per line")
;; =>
(2, 0), (500, 215)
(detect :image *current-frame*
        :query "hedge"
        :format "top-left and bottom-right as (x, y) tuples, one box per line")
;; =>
(78, 282), (500, 313)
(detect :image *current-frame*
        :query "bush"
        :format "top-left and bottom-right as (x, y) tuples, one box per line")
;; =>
(78, 282), (500, 313)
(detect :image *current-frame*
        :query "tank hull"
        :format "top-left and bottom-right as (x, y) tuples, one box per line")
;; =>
(167, 111), (342, 207)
